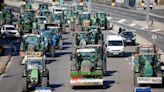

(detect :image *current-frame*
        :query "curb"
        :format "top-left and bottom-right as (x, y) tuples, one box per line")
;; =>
(0, 43), (13, 75)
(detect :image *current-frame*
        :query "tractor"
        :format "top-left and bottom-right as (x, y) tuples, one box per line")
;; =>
(51, 12), (65, 33)
(19, 12), (34, 34)
(1, 7), (13, 25)
(73, 32), (88, 48)
(33, 16), (49, 33)
(21, 52), (49, 92)
(95, 12), (109, 30)
(38, 3), (49, 11)
(133, 44), (164, 86)
(79, 12), (92, 31)
(70, 46), (105, 87)
(19, 34), (45, 64)
(38, 9), (51, 18)
(87, 26), (103, 45)
(63, 9), (73, 27)
(41, 24), (63, 57)
(20, 1), (33, 13)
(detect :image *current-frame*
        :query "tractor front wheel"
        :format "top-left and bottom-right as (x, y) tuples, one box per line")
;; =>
(41, 77), (49, 87)
(21, 77), (28, 92)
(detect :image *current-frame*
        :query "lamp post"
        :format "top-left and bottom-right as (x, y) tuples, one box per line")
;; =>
(145, 0), (150, 28)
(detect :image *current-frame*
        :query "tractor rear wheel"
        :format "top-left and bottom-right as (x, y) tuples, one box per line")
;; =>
(21, 77), (28, 92)
(41, 77), (49, 87)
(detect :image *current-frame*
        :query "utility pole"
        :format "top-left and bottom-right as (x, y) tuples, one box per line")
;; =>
(88, 0), (91, 13)
(145, 0), (150, 28)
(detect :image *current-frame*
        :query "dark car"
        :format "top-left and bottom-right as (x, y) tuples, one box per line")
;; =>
(120, 31), (136, 45)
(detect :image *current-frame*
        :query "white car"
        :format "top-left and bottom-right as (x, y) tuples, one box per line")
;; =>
(1, 25), (20, 38)
(105, 35), (125, 56)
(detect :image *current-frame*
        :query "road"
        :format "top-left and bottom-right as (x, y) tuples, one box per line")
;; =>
(0, 26), (163, 92)
(90, 2), (164, 52)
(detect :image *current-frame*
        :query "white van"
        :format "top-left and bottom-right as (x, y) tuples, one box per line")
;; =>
(105, 35), (125, 56)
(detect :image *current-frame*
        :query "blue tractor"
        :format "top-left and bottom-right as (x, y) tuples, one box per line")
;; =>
(41, 25), (63, 57)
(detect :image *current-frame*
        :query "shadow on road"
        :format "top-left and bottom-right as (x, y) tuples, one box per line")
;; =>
(49, 84), (63, 91)
(105, 70), (117, 77)
(63, 42), (72, 46)
(55, 52), (72, 57)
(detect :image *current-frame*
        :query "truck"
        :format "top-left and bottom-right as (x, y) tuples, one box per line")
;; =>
(21, 52), (49, 92)
(70, 45), (106, 87)
(133, 44), (164, 86)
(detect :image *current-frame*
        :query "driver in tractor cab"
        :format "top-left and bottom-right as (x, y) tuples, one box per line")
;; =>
(91, 15), (96, 25)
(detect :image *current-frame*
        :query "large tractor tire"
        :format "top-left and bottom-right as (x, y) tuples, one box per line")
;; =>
(21, 77), (28, 92)
(50, 46), (55, 57)
(41, 77), (49, 87)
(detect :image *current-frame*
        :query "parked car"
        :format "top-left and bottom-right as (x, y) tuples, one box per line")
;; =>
(120, 31), (136, 45)
(105, 35), (125, 57)
(1, 24), (20, 38)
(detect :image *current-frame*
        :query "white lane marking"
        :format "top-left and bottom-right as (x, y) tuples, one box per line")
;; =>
(110, 30), (117, 34)
(151, 29), (161, 32)
(129, 23), (136, 27)
(118, 19), (126, 23)
(140, 27), (147, 30)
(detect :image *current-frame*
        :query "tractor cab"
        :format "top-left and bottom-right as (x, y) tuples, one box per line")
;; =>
(2, 7), (13, 24)
(73, 32), (88, 47)
(79, 12), (92, 31)
(21, 52), (49, 92)
(38, 3), (49, 11)
(39, 10), (51, 18)
(133, 45), (163, 86)
(95, 12), (108, 29)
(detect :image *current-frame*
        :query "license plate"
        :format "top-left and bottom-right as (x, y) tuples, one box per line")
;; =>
(137, 77), (162, 84)
(127, 40), (131, 42)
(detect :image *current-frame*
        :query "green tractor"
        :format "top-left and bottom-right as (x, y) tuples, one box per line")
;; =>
(20, 1), (33, 13)
(1, 7), (13, 24)
(133, 45), (164, 86)
(95, 12), (109, 30)
(63, 9), (74, 27)
(38, 9), (51, 18)
(38, 3), (49, 11)
(73, 32), (88, 48)
(87, 26), (103, 44)
(51, 12), (65, 33)
(79, 12), (92, 31)
(33, 16), (49, 32)
(70, 46), (105, 87)
(19, 12), (34, 34)
(19, 34), (45, 64)
(21, 53), (49, 92)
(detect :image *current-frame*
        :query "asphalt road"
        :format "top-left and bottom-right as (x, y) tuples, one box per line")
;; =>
(0, 26), (163, 92)
(91, 3), (164, 23)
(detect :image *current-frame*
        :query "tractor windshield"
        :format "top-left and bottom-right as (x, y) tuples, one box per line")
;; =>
(79, 52), (96, 61)
(81, 14), (90, 20)
(25, 36), (39, 45)
(108, 41), (123, 46)
(140, 47), (154, 54)
(40, 11), (50, 17)
(27, 60), (43, 70)
(76, 6), (83, 11)
(139, 54), (154, 64)
(97, 13), (106, 18)
(37, 17), (47, 23)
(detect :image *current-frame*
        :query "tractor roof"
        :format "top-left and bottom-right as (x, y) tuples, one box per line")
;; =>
(23, 34), (40, 38)
(76, 48), (96, 53)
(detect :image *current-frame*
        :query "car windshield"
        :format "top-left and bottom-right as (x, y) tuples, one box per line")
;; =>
(122, 32), (134, 38)
(108, 41), (123, 46)
(6, 27), (15, 30)
(27, 60), (42, 70)
(25, 36), (39, 45)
